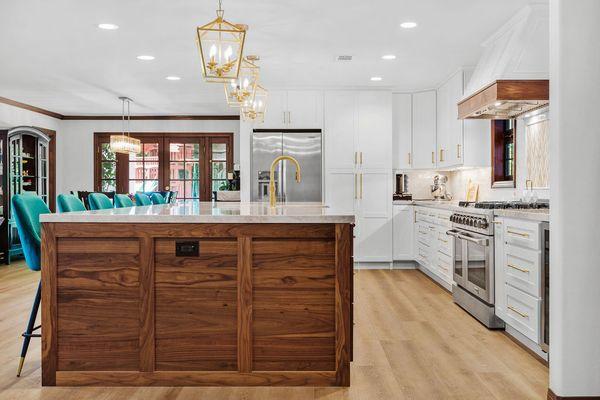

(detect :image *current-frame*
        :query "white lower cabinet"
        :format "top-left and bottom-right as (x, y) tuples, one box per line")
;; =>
(495, 217), (544, 345)
(393, 205), (414, 260)
(412, 206), (454, 286)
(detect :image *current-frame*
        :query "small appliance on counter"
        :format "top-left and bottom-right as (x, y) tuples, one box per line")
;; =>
(431, 174), (452, 200)
(393, 173), (412, 201)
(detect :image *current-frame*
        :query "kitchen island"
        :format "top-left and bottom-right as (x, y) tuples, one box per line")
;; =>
(40, 202), (354, 387)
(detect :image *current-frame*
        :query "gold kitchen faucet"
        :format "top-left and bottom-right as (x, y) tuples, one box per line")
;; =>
(269, 156), (301, 207)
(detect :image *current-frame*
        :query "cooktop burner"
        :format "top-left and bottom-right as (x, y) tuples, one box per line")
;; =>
(459, 201), (550, 210)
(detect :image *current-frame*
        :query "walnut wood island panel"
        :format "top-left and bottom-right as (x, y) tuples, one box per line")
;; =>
(40, 202), (354, 387)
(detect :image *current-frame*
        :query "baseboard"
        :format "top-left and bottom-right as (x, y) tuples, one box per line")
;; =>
(354, 261), (393, 270)
(504, 325), (548, 364)
(416, 263), (453, 292)
(547, 389), (600, 399)
(392, 260), (417, 269)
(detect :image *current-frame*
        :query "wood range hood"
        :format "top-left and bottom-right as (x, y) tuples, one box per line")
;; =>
(457, 79), (549, 120)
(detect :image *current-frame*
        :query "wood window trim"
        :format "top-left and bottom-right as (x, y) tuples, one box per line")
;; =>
(94, 132), (234, 201)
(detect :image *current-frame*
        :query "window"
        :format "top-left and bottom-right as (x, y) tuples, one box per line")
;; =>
(128, 142), (160, 193)
(168, 142), (201, 201)
(99, 143), (117, 191)
(94, 132), (233, 201)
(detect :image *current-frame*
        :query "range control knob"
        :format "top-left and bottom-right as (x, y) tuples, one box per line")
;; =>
(480, 220), (489, 229)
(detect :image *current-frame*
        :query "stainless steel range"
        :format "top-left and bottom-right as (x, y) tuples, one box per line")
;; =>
(447, 207), (505, 329)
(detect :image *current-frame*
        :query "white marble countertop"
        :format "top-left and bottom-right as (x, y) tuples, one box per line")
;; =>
(393, 199), (550, 222)
(40, 201), (355, 224)
(493, 208), (549, 222)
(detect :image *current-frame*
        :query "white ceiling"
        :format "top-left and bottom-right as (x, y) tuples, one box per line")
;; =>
(0, 0), (534, 115)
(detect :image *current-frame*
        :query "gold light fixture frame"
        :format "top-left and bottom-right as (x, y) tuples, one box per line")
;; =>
(224, 56), (260, 107)
(196, 0), (247, 83)
(110, 97), (141, 155)
(241, 84), (268, 123)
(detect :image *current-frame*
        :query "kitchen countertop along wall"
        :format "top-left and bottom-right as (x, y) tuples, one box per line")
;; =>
(393, 199), (549, 222)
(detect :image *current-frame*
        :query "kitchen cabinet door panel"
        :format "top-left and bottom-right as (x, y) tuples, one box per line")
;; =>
(412, 91), (437, 169)
(393, 205), (414, 260)
(325, 171), (356, 214)
(355, 217), (392, 263)
(324, 92), (358, 171)
(287, 91), (323, 129)
(358, 91), (392, 170)
(260, 91), (287, 129)
(393, 94), (413, 170)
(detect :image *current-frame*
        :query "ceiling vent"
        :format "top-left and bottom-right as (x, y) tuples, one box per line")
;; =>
(336, 55), (353, 62)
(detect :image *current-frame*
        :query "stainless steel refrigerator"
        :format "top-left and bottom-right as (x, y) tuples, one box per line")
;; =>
(251, 130), (322, 202)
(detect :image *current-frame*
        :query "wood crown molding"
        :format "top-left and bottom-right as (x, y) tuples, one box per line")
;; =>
(0, 96), (64, 119)
(548, 389), (600, 400)
(1, 96), (240, 121)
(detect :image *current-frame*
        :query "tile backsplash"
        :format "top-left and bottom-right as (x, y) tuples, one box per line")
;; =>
(403, 167), (549, 202)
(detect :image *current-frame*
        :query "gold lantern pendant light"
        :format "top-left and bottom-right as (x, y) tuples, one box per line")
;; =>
(196, 0), (247, 83)
(224, 56), (259, 107)
(241, 85), (268, 123)
(110, 97), (141, 155)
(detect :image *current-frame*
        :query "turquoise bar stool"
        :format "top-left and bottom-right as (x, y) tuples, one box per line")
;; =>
(114, 194), (134, 208)
(88, 192), (113, 210)
(11, 194), (51, 377)
(150, 193), (166, 205)
(135, 192), (152, 206)
(56, 194), (86, 213)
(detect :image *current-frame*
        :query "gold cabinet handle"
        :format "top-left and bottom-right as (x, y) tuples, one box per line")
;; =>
(508, 305), (529, 319)
(354, 151), (358, 165)
(507, 263), (530, 273)
(288, 111), (292, 125)
(438, 237), (448, 244)
(507, 230), (530, 238)
(457, 144), (461, 159)
(493, 221), (503, 225)
(437, 263), (449, 272)
(359, 173), (363, 199)
(354, 173), (358, 199)
(407, 152), (411, 165)
(439, 149), (444, 162)
(431, 151), (435, 164)
(359, 152), (363, 165)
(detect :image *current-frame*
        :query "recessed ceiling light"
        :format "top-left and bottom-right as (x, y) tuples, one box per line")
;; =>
(136, 55), (155, 61)
(370, 76), (383, 82)
(165, 76), (181, 81)
(400, 21), (418, 29)
(381, 54), (396, 60)
(98, 23), (119, 30)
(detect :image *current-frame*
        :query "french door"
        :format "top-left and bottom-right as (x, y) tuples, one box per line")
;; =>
(94, 132), (233, 201)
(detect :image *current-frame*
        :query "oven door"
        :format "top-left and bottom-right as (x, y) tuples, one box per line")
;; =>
(448, 228), (494, 304)
(447, 229), (466, 287)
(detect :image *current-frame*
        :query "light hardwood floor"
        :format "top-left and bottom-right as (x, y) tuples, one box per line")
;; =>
(0, 262), (548, 400)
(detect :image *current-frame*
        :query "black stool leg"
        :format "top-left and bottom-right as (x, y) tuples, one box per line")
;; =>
(17, 280), (41, 377)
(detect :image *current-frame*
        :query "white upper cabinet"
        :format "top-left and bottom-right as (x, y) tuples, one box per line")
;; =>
(412, 90), (437, 169)
(259, 90), (323, 129)
(437, 70), (464, 168)
(324, 91), (358, 171)
(261, 90), (288, 128)
(358, 91), (392, 170)
(392, 93), (412, 170)
(286, 91), (323, 129)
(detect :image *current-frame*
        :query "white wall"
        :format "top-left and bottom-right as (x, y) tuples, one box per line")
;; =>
(57, 119), (240, 195)
(549, 0), (600, 396)
(0, 102), (61, 132)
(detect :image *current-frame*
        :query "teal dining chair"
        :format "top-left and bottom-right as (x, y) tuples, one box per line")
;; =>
(88, 192), (113, 210)
(11, 194), (51, 377)
(56, 194), (86, 212)
(114, 194), (134, 208)
(150, 193), (166, 205)
(134, 192), (152, 206)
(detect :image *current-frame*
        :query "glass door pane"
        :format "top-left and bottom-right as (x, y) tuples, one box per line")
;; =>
(127, 140), (162, 194)
(166, 139), (204, 201)
(210, 140), (230, 196)
(466, 240), (487, 292)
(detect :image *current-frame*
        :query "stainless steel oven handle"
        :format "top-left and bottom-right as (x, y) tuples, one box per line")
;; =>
(457, 233), (488, 246)
(446, 230), (460, 238)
